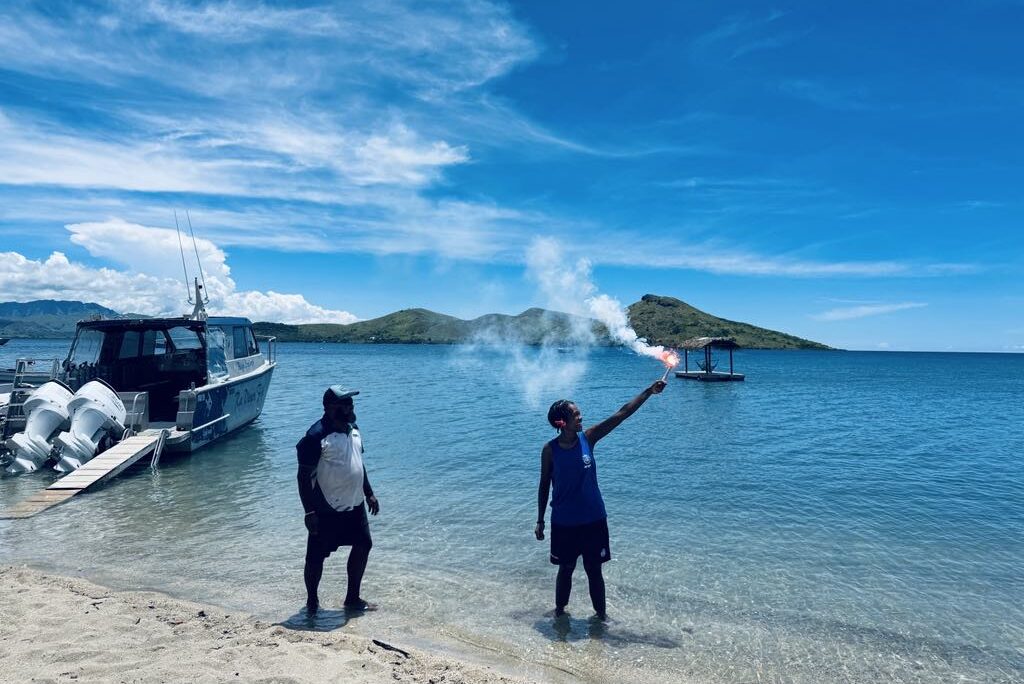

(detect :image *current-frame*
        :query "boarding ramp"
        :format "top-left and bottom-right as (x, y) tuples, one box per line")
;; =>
(0, 430), (164, 519)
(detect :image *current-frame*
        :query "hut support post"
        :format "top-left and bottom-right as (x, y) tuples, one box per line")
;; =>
(684, 349), (688, 372)
(730, 348), (734, 375)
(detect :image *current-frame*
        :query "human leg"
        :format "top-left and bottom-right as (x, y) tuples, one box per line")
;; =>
(303, 536), (327, 611)
(555, 558), (577, 614)
(344, 540), (372, 606)
(582, 558), (606, 619)
(343, 505), (375, 609)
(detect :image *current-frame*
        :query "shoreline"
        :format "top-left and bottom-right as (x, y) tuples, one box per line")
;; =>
(0, 564), (573, 684)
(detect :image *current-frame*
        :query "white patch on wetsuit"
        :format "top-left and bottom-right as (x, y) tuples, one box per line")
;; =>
(314, 429), (365, 512)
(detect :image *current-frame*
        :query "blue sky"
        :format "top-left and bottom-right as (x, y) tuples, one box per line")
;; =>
(0, 1), (1021, 351)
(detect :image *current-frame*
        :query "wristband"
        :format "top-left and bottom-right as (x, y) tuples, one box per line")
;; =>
(536, 520), (545, 525)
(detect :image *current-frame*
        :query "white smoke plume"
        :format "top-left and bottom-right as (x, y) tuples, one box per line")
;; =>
(458, 236), (676, 409)
(526, 236), (676, 364)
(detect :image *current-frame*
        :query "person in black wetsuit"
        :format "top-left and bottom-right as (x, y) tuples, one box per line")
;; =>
(297, 386), (380, 614)
(535, 379), (666, 619)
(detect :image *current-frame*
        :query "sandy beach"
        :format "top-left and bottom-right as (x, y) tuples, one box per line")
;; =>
(0, 565), (541, 684)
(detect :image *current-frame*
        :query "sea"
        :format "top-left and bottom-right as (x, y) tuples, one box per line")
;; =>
(1, 339), (1022, 683)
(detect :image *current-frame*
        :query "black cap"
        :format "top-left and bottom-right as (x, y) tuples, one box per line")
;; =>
(323, 385), (359, 406)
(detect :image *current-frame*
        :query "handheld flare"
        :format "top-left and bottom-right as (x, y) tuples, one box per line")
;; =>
(659, 350), (680, 382)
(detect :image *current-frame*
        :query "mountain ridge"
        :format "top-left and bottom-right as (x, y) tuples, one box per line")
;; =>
(252, 295), (831, 349)
(0, 296), (832, 350)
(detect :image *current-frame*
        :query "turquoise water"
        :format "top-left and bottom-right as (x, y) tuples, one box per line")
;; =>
(2, 339), (1022, 683)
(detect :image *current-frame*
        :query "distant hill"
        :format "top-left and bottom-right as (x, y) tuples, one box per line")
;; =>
(0, 294), (830, 349)
(254, 294), (831, 350)
(254, 307), (598, 345)
(0, 300), (122, 339)
(628, 294), (830, 350)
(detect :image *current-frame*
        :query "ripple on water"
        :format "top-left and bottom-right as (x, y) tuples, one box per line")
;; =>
(2, 343), (1022, 683)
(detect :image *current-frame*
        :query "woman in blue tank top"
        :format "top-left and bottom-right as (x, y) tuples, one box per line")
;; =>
(535, 379), (666, 620)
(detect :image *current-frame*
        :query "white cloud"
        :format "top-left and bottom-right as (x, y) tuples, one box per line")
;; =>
(138, 1), (344, 40)
(812, 302), (927, 322)
(0, 111), (246, 195)
(0, 221), (357, 324)
(564, 232), (921, 277)
(0, 1), (537, 98)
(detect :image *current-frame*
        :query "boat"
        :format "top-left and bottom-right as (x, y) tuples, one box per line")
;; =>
(0, 281), (276, 474)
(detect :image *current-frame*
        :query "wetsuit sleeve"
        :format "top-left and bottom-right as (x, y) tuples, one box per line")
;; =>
(296, 433), (322, 515)
(296, 435), (320, 469)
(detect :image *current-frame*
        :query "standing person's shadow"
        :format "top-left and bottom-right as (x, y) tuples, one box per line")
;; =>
(278, 605), (369, 632)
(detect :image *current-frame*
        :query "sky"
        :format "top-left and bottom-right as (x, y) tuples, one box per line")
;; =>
(0, 1), (1021, 352)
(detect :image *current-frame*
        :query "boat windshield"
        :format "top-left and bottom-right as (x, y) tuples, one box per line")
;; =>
(67, 328), (104, 366)
(206, 326), (229, 381)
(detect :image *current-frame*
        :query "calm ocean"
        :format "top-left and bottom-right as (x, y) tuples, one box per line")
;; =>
(2, 339), (1022, 683)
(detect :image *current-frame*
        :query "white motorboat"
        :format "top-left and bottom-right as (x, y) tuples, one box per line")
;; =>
(1, 282), (276, 475)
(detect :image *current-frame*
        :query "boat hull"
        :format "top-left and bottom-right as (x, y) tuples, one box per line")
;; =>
(170, 363), (275, 453)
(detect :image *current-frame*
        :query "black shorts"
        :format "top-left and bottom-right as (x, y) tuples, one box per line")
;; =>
(549, 517), (611, 566)
(306, 503), (372, 559)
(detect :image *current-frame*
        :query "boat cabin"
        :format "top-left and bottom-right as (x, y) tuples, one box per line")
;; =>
(675, 337), (745, 382)
(62, 317), (263, 421)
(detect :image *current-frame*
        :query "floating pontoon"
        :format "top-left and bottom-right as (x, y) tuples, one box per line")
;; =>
(675, 337), (744, 382)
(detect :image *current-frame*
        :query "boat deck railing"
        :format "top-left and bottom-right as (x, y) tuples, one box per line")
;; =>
(257, 335), (277, 364)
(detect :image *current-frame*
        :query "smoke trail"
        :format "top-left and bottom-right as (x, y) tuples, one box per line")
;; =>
(526, 236), (674, 362)
(453, 236), (673, 408)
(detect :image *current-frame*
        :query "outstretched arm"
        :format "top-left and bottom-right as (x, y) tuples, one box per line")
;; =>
(585, 379), (666, 446)
(535, 444), (553, 540)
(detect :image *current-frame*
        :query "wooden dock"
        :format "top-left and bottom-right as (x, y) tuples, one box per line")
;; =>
(0, 431), (163, 519)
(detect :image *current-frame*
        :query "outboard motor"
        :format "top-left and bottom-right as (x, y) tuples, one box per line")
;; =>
(53, 380), (127, 473)
(5, 381), (75, 474)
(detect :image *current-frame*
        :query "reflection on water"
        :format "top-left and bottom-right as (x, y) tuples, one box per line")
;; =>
(2, 340), (1023, 683)
(531, 610), (681, 649)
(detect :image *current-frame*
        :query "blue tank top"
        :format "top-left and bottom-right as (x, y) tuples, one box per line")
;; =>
(549, 432), (607, 526)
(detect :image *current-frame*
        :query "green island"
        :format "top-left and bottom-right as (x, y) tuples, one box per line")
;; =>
(252, 294), (831, 349)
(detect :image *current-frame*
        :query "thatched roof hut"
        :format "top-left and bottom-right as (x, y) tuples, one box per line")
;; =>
(680, 336), (740, 351)
(676, 337), (744, 381)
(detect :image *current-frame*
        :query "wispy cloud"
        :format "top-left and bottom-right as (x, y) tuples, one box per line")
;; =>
(778, 79), (888, 112)
(0, 0), (544, 262)
(692, 10), (800, 61)
(560, 231), (974, 278)
(812, 302), (928, 321)
(0, 0), (996, 294)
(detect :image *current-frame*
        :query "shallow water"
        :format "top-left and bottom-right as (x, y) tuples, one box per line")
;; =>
(2, 339), (1022, 683)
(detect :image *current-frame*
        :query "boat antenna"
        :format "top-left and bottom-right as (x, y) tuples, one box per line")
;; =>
(185, 210), (209, 304)
(174, 210), (193, 304)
